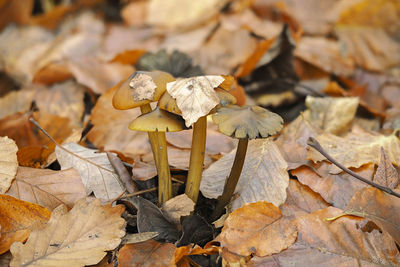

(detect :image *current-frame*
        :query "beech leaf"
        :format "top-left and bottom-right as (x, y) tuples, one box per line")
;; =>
(0, 136), (18, 193)
(200, 139), (289, 210)
(10, 199), (125, 267)
(56, 143), (124, 201)
(374, 147), (400, 188)
(7, 167), (86, 210)
(166, 75), (224, 127)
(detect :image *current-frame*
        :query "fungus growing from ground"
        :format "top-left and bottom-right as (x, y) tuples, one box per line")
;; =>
(211, 105), (283, 218)
(129, 107), (186, 203)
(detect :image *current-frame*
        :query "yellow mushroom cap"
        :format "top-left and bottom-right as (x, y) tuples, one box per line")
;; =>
(215, 88), (237, 106)
(158, 91), (182, 115)
(129, 107), (186, 132)
(112, 71), (175, 110)
(212, 105), (283, 139)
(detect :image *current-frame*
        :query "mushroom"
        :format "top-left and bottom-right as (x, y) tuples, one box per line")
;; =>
(129, 107), (186, 203)
(211, 105), (283, 218)
(165, 75), (225, 203)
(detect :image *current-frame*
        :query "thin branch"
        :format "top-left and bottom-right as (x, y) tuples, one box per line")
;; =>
(119, 187), (157, 199)
(29, 117), (116, 174)
(307, 137), (400, 199)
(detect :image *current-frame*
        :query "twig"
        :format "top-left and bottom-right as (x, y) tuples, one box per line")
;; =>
(307, 137), (400, 199)
(119, 187), (157, 199)
(29, 117), (116, 174)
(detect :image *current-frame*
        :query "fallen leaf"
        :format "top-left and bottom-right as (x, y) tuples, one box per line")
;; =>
(166, 76), (224, 127)
(294, 36), (355, 76)
(122, 232), (159, 245)
(146, 0), (228, 30)
(131, 160), (157, 181)
(0, 136), (18, 194)
(303, 96), (359, 134)
(87, 84), (152, 159)
(129, 196), (180, 242)
(0, 0), (33, 31)
(218, 201), (297, 257)
(307, 131), (400, 173)
(200, 139), (289, 211)
(7, 167), (86, 210)
(10, 199), (125, 267)
(120, 1), (148, 27)
(374, 147), (400, 188)
(292, 163), (374, 209)
(280, 179), (330, 219)
(249, 206), (400, 266)
(0, 195), (50, 254)
(176, 215), (215, 247)
(166, 128), (236, 155)
(174, 243), (219, 267)
(345, 187), (400, 245)
(56, 143), (125, 201)
(161, 194), (195, 227)
(33, 62), (73, 85)
(118, 239), (176, 267)
(0, 88), (36, 119)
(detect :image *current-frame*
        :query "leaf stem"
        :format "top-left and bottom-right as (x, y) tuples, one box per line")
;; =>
(185, 116), (207, 203)
(212, 138), (249, 219)
(307, 137), (400, 199)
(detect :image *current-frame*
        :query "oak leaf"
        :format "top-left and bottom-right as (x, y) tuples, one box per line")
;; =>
(10, 199), (125, 267)
(374, 147), (399, 188)
(56, 143), (124, 201)
(7, 167), (86, 210)
(218, 201), (297, 257)
(0, 136), (18, 193)
(0, 195), (50, 254)
(166, 75), (224, 127)
(200, 139), (289, 211)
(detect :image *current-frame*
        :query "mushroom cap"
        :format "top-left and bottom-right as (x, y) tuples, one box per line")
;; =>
(129, 107), (186, 132)
(212, 105), (283, 139)
(112, 71), (175, 110)
(215, 88), (237, 106)
(158, 91), (182, 115)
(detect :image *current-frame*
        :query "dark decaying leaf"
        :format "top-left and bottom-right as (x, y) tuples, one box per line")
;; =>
(176, 215), (215, 247)
(129, 197), (180, 242)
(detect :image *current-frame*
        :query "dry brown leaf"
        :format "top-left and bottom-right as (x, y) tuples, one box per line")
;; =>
(146, 0), (228, 30)
(161, 194), (195, 227)
(345, 187), (400, 245)
(166, 76), (224, 127)
(374, 147), (400, 188)
(249, 206), (400, 266)
(0, 136), (18, 194)
(56, 143), (124, 201)
(0, 88), (36, 119)
(87, 85), (152, 159)
(219, 201), (297, 257)
(174, 243), (219, 266)
(292, 163), (374, 209)
(10, 199), (125, 267)
(303, 96), (359, 134)
(118, 239), (176, 267)
(120, 1), (148, 27)
(0, 0), (33, 31)
(280, 179), (330, 219)
(336, 26), (400, 71)
(200, 139), (289, 211)
(131, 160), (157, 181)
(307, 131), (400, 173)
(122, 232), (159, 245)
(33, 62), (73, 84)
(0, 195), (50, 254)
(166, 128), (236, 155)
(7, 167), (86, 210)
(68, 57), (134, 94)
(294, 37), (355, 76)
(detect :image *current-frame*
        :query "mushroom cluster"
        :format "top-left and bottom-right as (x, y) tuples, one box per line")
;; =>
(112, 69), (283, 212)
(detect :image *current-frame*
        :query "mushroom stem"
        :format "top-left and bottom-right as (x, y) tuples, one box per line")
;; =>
(185, 116), (207, 203)
(212, 138), (248, 219)
(140, 104), (172, 204)
(156, 132), (172, 203)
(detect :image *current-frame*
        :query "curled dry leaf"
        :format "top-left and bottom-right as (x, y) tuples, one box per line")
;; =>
(87, 84), (152, 158)
(345, 187), (400, 245)
(7, 167), (86, 210)
(161, 194), (195, 227)
(56, 143), (124, 201)
(307, 131), (400, 174)
(303, 96), (359, 134)
(249, 206), (400, 266)
(201, 139), (289, 211)
(166, 76), (224, 127)
(0, 195), (50, 254)
(219, 201), (297, 257)
(10, 199), (125, 267)
(374, 147), (400, 189)
(291, 163), (374, 209)
(0, 136), (18, 193)
(118, 239), (176, 267)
